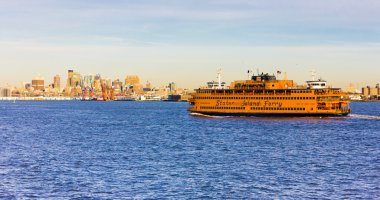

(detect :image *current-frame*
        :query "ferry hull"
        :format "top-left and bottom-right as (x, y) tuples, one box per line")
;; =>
(188, 110), (350, 117)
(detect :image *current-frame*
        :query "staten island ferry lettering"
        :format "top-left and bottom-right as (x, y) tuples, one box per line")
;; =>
(188, 69), (351, 116)
(241, 101), (261, 107)
(216, 100), (234, 106)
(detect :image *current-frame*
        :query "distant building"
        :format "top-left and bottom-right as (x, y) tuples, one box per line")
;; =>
(83, 74), (95, 88)
(65, 70), (82, 97)
(125, 75), (140, 85)
(53, 75), (61, 89)
(125, 75), (143, 94)
(345, 83), (358, 94)
(362, 84), (380, 99)
(169, 82), (176, 92)
(362, 86), (369, 96)
(0, 88), (11, 97)
(112, 79), (123, 94)
(146, 81), (151, 89)
(66, 70), (81, 88)
(32, 76), (45, 91)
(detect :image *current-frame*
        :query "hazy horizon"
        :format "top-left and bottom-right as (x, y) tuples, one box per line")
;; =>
(1, 0), (379, 89)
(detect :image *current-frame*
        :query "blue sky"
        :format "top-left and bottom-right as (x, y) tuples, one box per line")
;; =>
(0, 0), (379, 88)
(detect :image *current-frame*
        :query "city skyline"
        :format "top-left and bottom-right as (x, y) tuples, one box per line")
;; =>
(1, 0), (379, 88)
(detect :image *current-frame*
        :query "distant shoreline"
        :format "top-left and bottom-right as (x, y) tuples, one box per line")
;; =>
(0, 97), (377, 102)
(0, 97), (188, 102)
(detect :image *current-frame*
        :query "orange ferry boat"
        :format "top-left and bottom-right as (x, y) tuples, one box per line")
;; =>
(188, 71), (351, 116)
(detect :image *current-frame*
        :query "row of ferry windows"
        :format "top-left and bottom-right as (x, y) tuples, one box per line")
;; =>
(200, 106), (245, 110)
(198, 90), (313, 94)
(251, 107), (306, 111)
(195, 96), (316, 100)
(200, 106), (306, 111)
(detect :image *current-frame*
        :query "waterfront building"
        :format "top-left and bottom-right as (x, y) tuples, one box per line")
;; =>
(32, 76), (45, 91)
(0, 87), (11, 97)
(362, 85), (379, 97)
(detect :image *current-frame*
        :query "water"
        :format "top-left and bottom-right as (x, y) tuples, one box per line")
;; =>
(0, 101), (379, 199)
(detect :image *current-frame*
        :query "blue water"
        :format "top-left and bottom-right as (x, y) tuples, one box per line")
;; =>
(0, 101), (379, 199)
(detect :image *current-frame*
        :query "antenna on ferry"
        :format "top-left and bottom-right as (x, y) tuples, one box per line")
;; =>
(247, 69), (251, 79)
(310, 69), (316, 81)
(217, 69), (222, 89)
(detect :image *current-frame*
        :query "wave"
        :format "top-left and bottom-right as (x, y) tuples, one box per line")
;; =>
(348, 114), (380, 120)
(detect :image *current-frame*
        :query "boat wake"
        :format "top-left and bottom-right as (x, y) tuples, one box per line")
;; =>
(348, 114), (380, 120)
(190, 112), (232, 118)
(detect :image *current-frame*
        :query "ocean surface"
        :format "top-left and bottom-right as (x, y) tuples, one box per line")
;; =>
(0, 101), (379, 199)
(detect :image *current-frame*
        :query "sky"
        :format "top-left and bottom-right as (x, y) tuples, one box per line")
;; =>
(0, 0), (379, 89)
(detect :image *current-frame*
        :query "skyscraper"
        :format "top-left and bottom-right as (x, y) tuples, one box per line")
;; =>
(169, 82), (176, 92)
(66, 70), (81, 88)
(125, 75), (143, 94)
(65, 70), (81, 96)
(32, 76), (45, 91)
(53, 75), (60, 89)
